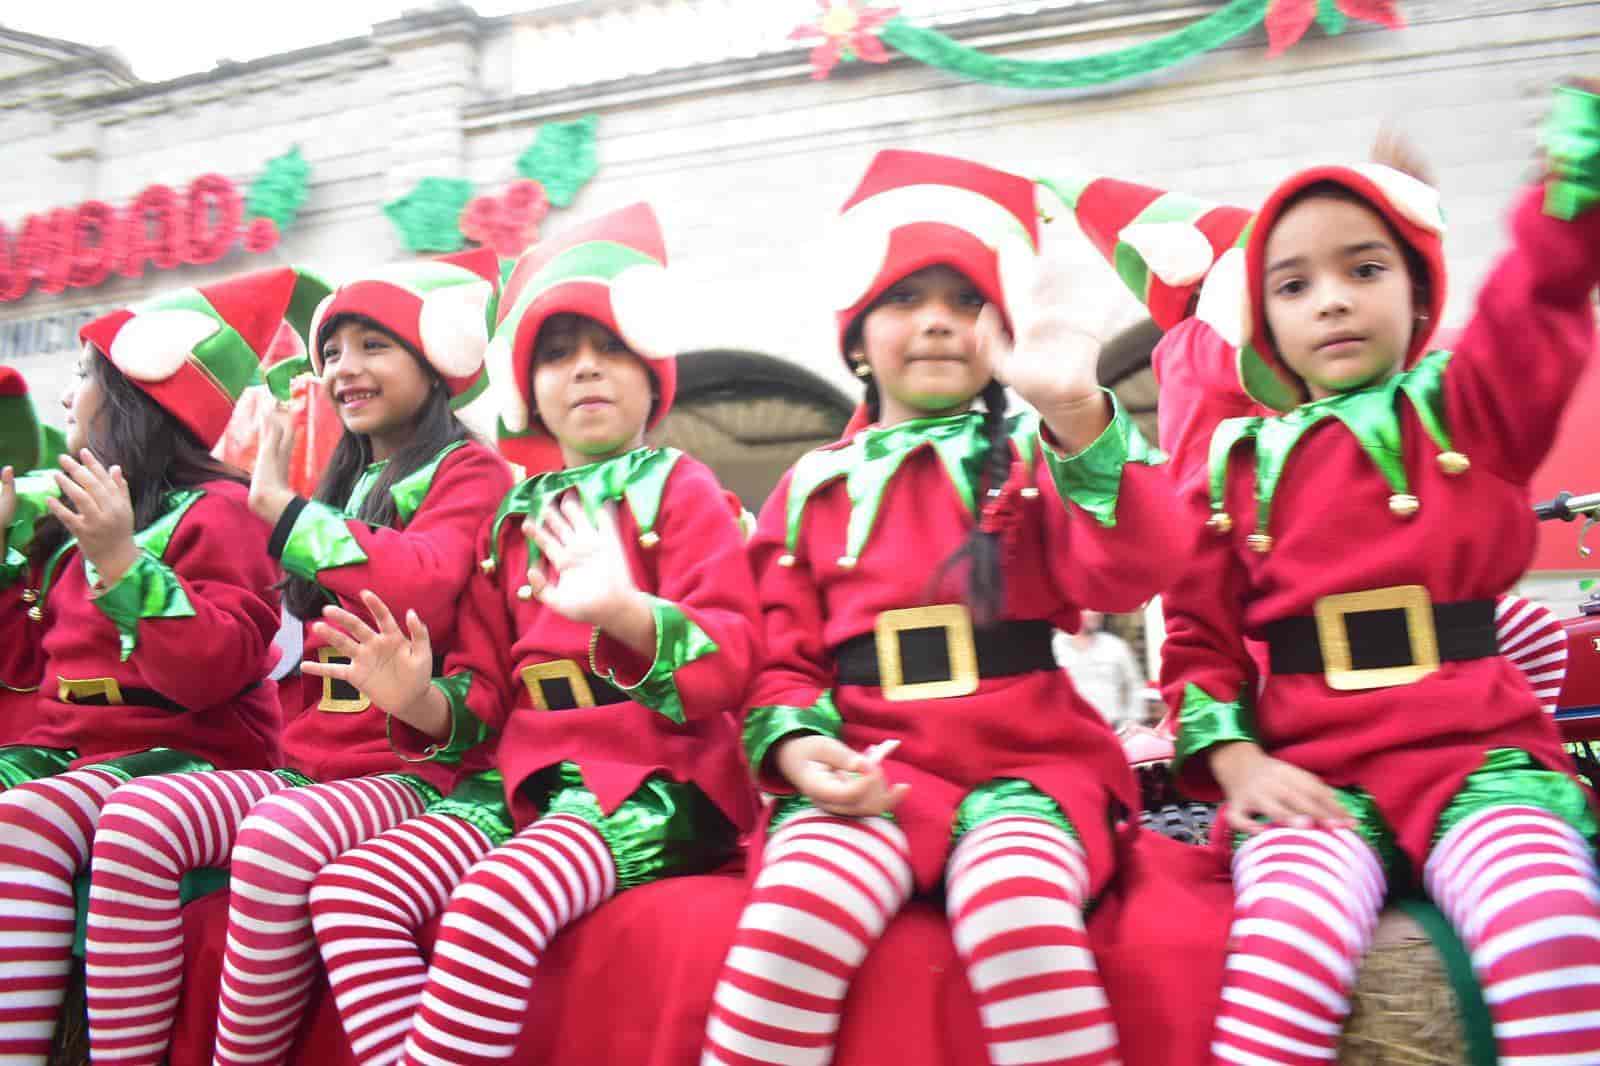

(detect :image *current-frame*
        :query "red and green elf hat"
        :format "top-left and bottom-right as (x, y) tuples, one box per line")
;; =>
(1191, 162), (1447, 411)
(0, 366), (63, 472)
(487, 202), (682, 472)
(1038, 173), (1253, 332)
(306, 248), (501, 410)
(832, 149), (1041, 354)
(79, 267), (331, 448)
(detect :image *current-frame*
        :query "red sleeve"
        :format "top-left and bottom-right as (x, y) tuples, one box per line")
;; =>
(0, 560), (45, 695)
(1444, 185), (1600, 484)
(743, 470), (831, 718)
(435, 517), (521, 738)
(1151, 317), (1271, 480)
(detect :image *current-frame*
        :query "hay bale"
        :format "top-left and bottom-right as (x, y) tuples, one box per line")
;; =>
(47, 959), (88, 1066)
(1338, 908), (1470, 1065)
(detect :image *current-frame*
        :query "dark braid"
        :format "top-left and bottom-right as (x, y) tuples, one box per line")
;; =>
(932, 379), (1011, 625)
(862, 376), (882, 423)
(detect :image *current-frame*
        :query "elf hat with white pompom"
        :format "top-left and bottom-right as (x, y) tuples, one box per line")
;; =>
(79, 267), (332, 448)
(306, 247), (501, 409)
(487, 202), (682, 472)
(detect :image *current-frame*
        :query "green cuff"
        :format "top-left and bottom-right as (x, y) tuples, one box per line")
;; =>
(1542, 83), (1600, 221)
(742, 691), (844, 781)
(6, 472), (62, 558)
(262, 356), (311, 403)
(0, 545), (27, 589)
(392, 671), (492, 765)
(279, 499), (370, 582)
(1040, 390), (1166, 528)
(1172, 683), (1256, 777)
(89, 551), (197, 662)
(597, 596), (718, 726)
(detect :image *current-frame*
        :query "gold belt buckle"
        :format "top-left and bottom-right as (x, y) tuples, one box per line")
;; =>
(58, 677), (124, 704)
(316, 647), (370, 713)
(521, 660), (595, 711)
(1312, 584), (1440, 691)
(874, 604), (979, 702)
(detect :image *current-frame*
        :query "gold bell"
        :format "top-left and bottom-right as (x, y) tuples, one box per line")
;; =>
(638, 531), (661, 549)
(1206, 513), (1234, 536)
(836, 555), (859, 570)
(516, 584), (534, 601)
(1388, 493), (1420, 518)
(27, 605), (44, 622)
(1437, 451), (1470, 476)
(1020, 487), (1040, 500)
(1246, 533), (1273, 554)
(777, 553), (796, 568)
(20, 588), (38, 604)
(479, 558), (496, 575)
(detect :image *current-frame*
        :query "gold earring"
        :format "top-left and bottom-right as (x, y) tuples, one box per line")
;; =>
(853, 362), (872, 379)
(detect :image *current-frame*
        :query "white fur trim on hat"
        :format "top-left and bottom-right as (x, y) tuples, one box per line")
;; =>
(609, 263), (683, 361)
(417, 279), (494, 378)
(1350, 164), (1446, 236)
(110, 308), (222, 383)
(485, 333), (526, 433)
(306, 293), (337, 375)
(994, 230), (1039, 326)
(1193, 246), (1251, 350)
(1120, 221), (1218, 287)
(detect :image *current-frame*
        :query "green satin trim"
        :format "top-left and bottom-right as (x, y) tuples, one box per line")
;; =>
(279, 500), (370, 581)
(598, 595), (717, 726)
(742, 691), (844, 779)
(272, 767), (315, 787)
(1173, 683), (1256, 778)
(388, 439), (468, 525)
(428, 768), (514, 845)
(1040, 390), (1164, 528)
(541, 763), (738, 889)
(4, 471), (62, 558)
(0, 545), (26, 588)
(81, 746), (214, 783)
(410, 670), (492, 765)
(768, 793), (897, 833)
(1434, 748), (1599, 845)
(1229, 785), (1397, 869)
(345, 461), (387, 518)
(262, 357), (310, 403)
(1208, 351), (1454, 536)
(952, 777), (1078, 841)
(486, 446), (681, 569)
(0, 745), (75, 790)
(782, 410), (1041, 559)
(89, 491), (204, 662)
(1542, 84), (1600, 221)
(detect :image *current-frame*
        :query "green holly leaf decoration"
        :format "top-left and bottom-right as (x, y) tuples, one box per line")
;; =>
(1315, 0), (1348, 33)
(245, 146), (312, 230)
(383, 177), (474, 253)
(516, 115), (599, 208)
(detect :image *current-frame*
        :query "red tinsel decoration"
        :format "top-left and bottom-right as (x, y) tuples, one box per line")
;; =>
(186, 174), (243, 264)
(459, 179), (549, 256)
(69, 201), (117, 289)
(243, 216), (280, 253)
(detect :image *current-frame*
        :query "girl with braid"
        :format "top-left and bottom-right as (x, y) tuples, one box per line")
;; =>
(303, 202), (760, 1066)
(81, 251), (510, 1066)
(1066, 82), (1600, 1063)
(701, 149), (1189, 1066)
(0, 268), (321, 1065)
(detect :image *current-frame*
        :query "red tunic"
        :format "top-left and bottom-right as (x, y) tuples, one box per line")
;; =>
(1159, 186), (1600, 868)
(749, 414), (1189, 894)
(276, 441), (511, 789)
(444, 451), (759, 833)
(1, 479), (284, 770)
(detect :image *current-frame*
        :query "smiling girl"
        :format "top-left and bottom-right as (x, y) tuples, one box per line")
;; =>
(300, 203), (760, 1066)
(79, 251), (511, 1066)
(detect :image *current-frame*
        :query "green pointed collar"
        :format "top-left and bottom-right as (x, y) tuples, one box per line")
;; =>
(347, 439), (468, 526)
(485, 446), (682, 569)
(1209, 350), (1455, 537)
(782, 409), (1040, 564)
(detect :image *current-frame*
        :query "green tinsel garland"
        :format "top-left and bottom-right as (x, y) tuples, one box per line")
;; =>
(876, 0), (1269, 90)
(245, 146), (311, 229)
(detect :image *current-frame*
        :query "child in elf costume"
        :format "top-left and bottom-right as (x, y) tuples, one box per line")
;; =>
(0, 267), (323, 1065)
(304, 202), (760, 1066)
(1062, 81), (1600, 1063)
(701, 149), (1188, 1066)
(80, 251), (512, 1066)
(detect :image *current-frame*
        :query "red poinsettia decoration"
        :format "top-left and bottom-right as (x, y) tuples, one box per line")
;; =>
(460, 179), (550, 257)
(790, 1), (899, 80)
(1266, 0), (1404, 57)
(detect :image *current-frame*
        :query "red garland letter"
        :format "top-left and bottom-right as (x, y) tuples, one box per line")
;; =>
(185, 174), (241, 264)
(70, 201), (117, 289)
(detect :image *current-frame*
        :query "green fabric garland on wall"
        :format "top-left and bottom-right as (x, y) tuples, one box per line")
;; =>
(384, 177), (474, 253)
(244, 146), (312, 229)
(516, 115), (600, 207)
(875, 0), (1269, 89)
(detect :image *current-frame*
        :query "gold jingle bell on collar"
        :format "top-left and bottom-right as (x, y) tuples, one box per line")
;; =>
(1246, 533), (1273, 554)
(516, 584), (534, 601)
(27, 604), (44, 622)
(1437, 451), (1470, 476)
(1389, 493), (1421, 518)
(1206, 512), (1233, 536)
(638, 531), (661, 549)
(479, 558), (496, 575)
(20, 588), (38, 604)
(836, 555), (859, 569)
(777, 553), (797, 568)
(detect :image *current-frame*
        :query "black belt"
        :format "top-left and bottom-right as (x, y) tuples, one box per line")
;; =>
(59, 680), (261, 714)
(519, 661), (630, 711)
(835, 614), (1056, 694)
(1267, 596), (1497, 680)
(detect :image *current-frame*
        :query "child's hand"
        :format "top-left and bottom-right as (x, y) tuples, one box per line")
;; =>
(523, 495), (643, 627)
(304, 589), (435, 722)
(248, 403), (299, 525)
(775, 734), (909, 817)
(1370, 125), (1436, 187)
(977, 259), (1111, 454)
(1210, 741), (1354, 836)
(0, 466), (15, 532)
(48, 450), (136, 586)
